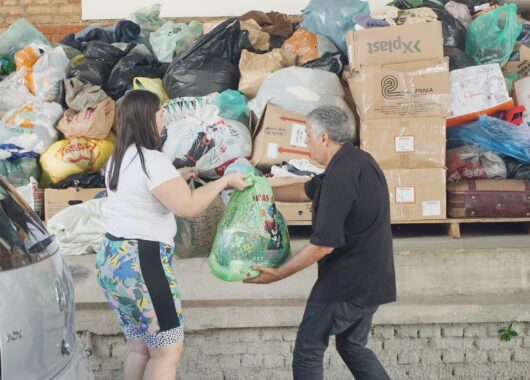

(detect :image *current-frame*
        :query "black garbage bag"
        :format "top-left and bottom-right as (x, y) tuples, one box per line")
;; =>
(83, 41), (130, 66)
(444, 46), (475, 70)
(424, 1), (467, 49)
(106, 50), (166, 100)
(164, 18), (244, 98)
(302, 52), (344, 76)
(51, 172), (106, 189)
(163, 55), (239, 98)
(70, 59), (112, 87)
(504, 157), (530, 179)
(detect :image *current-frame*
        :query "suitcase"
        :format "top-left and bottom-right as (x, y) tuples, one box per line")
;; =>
(447, 179), (530, 218)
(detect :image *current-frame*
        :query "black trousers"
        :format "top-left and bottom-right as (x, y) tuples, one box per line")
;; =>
(293, 301), (391, 380)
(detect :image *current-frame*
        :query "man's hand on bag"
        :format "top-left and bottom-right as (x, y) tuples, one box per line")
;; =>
(244, 265), (282, 284)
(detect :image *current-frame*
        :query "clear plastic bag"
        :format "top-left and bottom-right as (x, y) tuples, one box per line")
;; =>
(301, 0), (369, 54)
(209, 169), (290, 281)
(150, 21), (202, 63)
(129, 4), (166, 39)
(447, 145), (507, 182)
(465, 3), (522, 65)
(0, 157), (40, 187)
(447, 116), (530, 164)
(0, 19), (49, 60)
(174, 179), (225, 259)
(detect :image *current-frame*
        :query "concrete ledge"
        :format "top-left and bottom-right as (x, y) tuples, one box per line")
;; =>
(69, 232), (530, 333)
(76, 293), (530, 334)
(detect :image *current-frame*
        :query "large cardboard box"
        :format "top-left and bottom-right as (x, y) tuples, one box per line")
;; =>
(361, 118), (446, 169)
(346, 21), (443, 69)
(447, 63), (513, 127)
(384, 169), (446, 222)
(251, 104), (320, 170)
(513, 76), (530, 125)
(348, 58), (450, 120)
(44, 188), (106, 221)
(268, 177), (312, 223)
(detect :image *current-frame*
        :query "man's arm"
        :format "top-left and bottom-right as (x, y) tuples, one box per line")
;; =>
(272, 183), (311, 203)
(244, 243), (333, 284)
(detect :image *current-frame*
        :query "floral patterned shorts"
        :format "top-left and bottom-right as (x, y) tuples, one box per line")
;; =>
(95, 234), (184, 349)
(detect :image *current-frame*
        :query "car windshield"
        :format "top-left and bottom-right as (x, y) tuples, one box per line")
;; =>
(0, 177), (56, 271)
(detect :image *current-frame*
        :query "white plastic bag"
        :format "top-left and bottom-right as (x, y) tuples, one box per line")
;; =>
(0, 69), (36, 113)
(248, 67), (355, 124)
(0, 101), (63, 155)
(163, 116), (252, 179)
(32, 46), (70, 101)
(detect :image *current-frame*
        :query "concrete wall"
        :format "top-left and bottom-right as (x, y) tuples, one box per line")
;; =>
(84, 322), (530, 380)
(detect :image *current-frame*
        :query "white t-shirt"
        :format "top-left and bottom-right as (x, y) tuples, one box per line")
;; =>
(105, 146), (180, 244)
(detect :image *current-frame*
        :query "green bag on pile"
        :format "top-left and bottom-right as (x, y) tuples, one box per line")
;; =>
(209, 173), (290, 282)
(0, 157), (39, 187)
(466, 3), (522, 66)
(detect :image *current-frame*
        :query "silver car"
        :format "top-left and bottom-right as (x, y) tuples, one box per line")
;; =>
(0, 177), (92, 379)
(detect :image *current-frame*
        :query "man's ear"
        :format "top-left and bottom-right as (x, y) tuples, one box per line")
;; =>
(321, 132), (330, 145)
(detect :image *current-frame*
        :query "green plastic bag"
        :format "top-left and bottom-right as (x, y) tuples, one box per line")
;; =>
(466, 4), (522, 66)
(209, 175), (290, 281)
(211, 89), (249, 125)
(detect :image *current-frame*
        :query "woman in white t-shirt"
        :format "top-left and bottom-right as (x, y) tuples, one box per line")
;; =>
(95, 90), (249, 380)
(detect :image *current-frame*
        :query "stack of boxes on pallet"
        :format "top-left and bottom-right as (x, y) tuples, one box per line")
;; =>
(346, 21), (450, 222)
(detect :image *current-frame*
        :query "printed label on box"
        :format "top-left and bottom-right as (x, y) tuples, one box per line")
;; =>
(267, 143), (279, 159)
(395, 136), (415, 152)
(290, 123), (308, 148)
(422, 200), (441, 216)
(396, 187), (415, 203)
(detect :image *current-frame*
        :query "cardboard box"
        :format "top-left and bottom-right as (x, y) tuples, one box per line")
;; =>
(44, 188), (106, 221)
(447, 63), (513, 127)
(513, 76), (530, 125)
(383, 169), (446, 222)
(361, 118), (446, 169)
(348, 58), (450, 120)
(268, 177), (312, 222)
(346, 21), (443, 69)
(251, 104), (321, 170)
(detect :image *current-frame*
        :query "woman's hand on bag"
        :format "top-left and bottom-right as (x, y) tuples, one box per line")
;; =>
(224, 173), (251, 190)
(178, 167), (198, 182)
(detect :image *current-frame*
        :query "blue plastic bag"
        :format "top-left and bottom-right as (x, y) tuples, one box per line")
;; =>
(465, 4), (522, 66)
(301, 0), (369, 54)
(447, 116), (530, 164)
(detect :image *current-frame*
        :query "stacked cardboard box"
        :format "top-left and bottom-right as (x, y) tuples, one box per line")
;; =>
(251, 104), (320, 223)
(346, 21), (450, 221)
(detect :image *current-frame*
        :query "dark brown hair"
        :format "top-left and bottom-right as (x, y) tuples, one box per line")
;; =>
(108, 90), (161, 191)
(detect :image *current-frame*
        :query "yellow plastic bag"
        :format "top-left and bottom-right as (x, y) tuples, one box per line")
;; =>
(40, 133), (115, 185)
(133, 77), (169, 103)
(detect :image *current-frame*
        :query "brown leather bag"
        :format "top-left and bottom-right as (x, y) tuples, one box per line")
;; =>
(447, 179), (530, 218)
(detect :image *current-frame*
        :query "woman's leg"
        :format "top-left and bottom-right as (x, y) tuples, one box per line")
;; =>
(143, 340), (184, 380)
(124, 339), (149, 380)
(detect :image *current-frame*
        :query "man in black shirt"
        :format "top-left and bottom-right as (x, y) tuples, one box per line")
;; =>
(245, 106), (396, 380)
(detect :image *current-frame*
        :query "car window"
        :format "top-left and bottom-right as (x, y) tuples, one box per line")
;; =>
(0, 177), (56, 271)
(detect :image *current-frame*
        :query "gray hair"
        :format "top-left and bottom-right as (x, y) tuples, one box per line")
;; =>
(307, 106), (353, 145)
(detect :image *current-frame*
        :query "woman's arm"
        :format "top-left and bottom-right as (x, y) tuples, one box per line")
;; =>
(152, 173), (249, 218)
